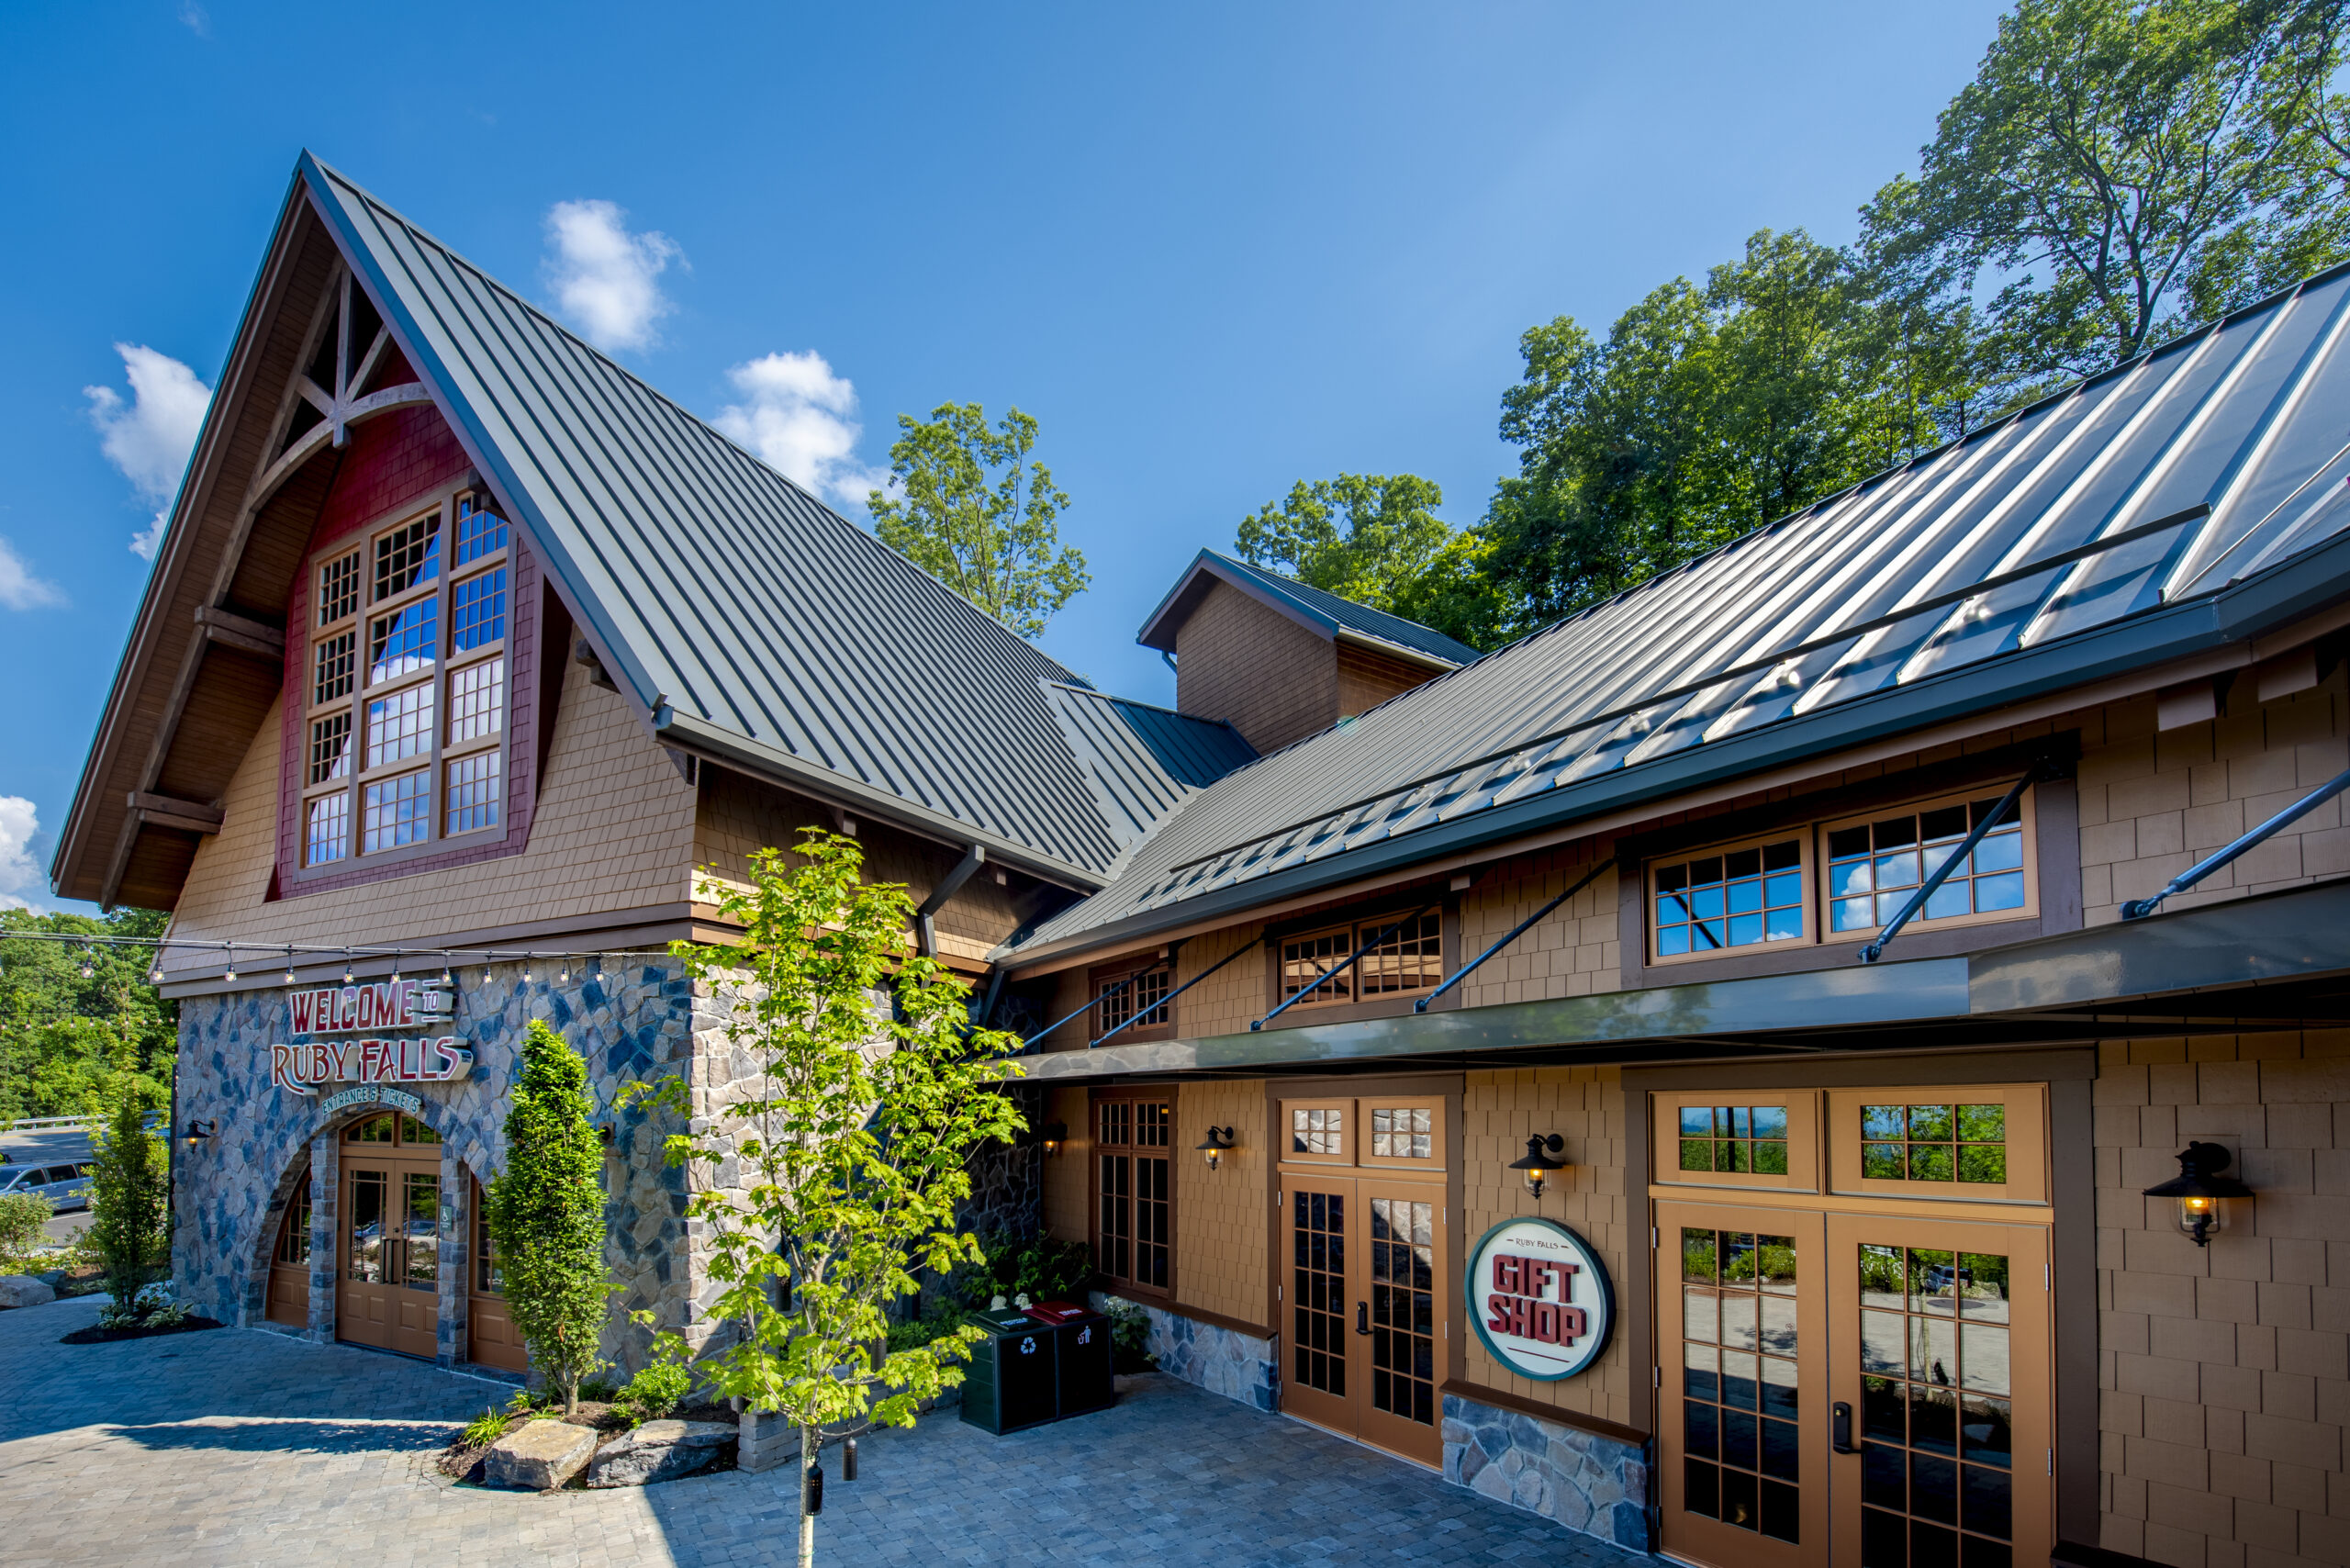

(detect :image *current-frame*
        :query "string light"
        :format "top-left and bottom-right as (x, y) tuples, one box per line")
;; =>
(78, 949), (95, 980)
(440, 958), (453, 988)
(148, 959), (164, 985)
(520, 958), (533, 984)
(559, 958), (572, 984)
(390, 950), (403, 983)
(592, 955), (606, 984)
(342, 950), (355, 986)
(223, 945), (238, 984)
(283, 947), (297, 985)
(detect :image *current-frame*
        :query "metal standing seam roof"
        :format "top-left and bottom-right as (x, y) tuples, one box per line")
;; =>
(301, 155), (1149, 882)
(1009, 263), (2350, 957)
(1039, 682), (1258, 864)
(1139, 549), (1482, 667)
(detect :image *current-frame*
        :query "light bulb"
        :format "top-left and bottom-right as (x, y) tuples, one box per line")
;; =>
(559, 961), (571, 984)
(342, 952), (355, 985)
(224, 963), (238, 983)
(148, 963), (164, 985)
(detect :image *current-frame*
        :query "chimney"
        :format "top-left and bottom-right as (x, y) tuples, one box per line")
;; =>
(1137, 552), (1470, 755)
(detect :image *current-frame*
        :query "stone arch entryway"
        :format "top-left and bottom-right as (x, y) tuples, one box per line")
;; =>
(249, 1090), (472, 1362)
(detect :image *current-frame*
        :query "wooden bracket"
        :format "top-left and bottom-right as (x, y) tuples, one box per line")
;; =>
(194, 604), (285, 660)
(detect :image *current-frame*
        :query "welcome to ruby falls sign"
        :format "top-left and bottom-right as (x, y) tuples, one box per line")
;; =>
(1464, 1216), (1616, 1381)
(269, 978), (471, 1096)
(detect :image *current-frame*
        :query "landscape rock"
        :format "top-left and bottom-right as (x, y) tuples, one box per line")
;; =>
(484, 1419), (599, 1491)
(585, 1419), (734, 1488)
(0, 1275), (58, 1309)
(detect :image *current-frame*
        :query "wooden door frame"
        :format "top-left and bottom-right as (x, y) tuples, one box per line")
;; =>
(335, 1146), (443, 1356)
(1824, 1210), (2053, 1568)
(1626, 1047), (2096, 1548)
(1654, 1199), (1829, 1568)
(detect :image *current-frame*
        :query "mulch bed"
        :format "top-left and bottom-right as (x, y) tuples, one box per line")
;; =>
(60, 1316), (225, 1345)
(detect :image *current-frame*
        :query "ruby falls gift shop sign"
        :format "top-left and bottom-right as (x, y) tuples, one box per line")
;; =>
(1464, 1217), (1616, 1381)
(269, 978), (471, 1095)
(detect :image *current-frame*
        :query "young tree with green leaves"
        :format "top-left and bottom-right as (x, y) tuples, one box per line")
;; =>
(485, 1020), (613, 1414)
(85, 1075), (169, 1315)
(867, 403), (1089, 638)
(1237, 473), (1505, 652)
(624, 831), (1025, 1568)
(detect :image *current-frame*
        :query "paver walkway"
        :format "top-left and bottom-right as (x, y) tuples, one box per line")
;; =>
(0, 1295), (1652, 1567)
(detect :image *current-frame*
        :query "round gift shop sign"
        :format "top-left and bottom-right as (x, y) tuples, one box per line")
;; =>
(1464, 1216), (1615, 1381)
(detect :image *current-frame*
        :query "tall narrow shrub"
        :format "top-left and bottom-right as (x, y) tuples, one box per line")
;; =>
(86, 1076), (169, 1313)
(485, 1019), (613, 1412)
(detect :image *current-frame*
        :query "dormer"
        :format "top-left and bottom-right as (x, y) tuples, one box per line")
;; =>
(1137, 550), (1477, 754)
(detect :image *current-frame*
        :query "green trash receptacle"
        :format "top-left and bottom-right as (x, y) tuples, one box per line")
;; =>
(958, 1310), (1059, 1435)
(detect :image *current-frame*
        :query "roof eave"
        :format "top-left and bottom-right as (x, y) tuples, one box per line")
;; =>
(997, 531), (2350, 970)
(50, 167), (317, 902)
(656, 711), (1107, 892)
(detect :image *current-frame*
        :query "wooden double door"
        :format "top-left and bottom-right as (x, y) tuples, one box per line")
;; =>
(1282, 1170), (1449, 1466)
(337, 1114), (443, 1359)
(1657, 1200), (2051, 1568)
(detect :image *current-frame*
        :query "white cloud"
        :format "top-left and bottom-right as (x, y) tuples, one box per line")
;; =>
(84, 342), (212, 560)
(0, 796), (47, 913)
(713, 351), (893, 510)
(0, 538), (64, 611)
(178, 1), (210, 37)
(543, 199), (682, 353)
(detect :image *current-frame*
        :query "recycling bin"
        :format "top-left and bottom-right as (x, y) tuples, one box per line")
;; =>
(958, 1310), (1060, 1435)
(1047, 1309), (1113, 1418)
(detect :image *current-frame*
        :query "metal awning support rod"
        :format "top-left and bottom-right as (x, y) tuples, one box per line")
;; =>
(1089, 938), (1260, 1049)
(1250, 902), (1440, 1032)
(1416, 859), (1613, 1014)
(1860, 765), (2045, 964)
(1022, 967), (1145, 1053)
(2121, 763), (2350, 920)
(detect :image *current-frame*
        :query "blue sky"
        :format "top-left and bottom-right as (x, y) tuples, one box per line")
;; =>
(0, 0), (2009, 913)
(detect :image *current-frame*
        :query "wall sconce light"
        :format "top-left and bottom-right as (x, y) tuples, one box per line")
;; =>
(1195, 1126), (1237, 1171)
(1039, 1122), (1067, 1158)
(184, 1119), (218, 1148)
(2143, 1140), (2252, 1247)
(1508, 1134), (1569, 1199)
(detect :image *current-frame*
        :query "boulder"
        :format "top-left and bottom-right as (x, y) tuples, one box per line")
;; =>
(586, 1420), (735, 1488)
(484, 1419), (599, 1491)
(0, 1276), (57, 1309)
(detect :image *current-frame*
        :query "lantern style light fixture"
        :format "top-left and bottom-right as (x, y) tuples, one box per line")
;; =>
(2143, 1141), (2253, 1247)
(1194, 1126), (1237, 1171)
(184, 1119), (217, 1147)
(1039, 1122), (1068, 1158)
(1508, 1134), (1570, 1199)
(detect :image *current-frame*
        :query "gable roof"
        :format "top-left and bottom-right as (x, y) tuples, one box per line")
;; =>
(1137, 549), (1479, 669)
(55, 155), (1243, 905)
(1004, 263), (2350, 963)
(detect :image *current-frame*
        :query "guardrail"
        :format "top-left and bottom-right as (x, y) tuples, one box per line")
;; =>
(1, 1114), (163, 1134)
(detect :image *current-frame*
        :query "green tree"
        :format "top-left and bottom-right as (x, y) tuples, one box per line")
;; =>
(1870, 0), (2350, 381)
(85, 1075), (169, 1314)
(0, 908), (177, 1124)
(1236, 474), (1450, 605)
(485, 1020), (613, 1414)
(867, 403), (1088, 637)
(625, 831), (1025, 1568)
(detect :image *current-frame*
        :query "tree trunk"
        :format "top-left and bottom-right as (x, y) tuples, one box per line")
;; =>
(799, 1426), (819, 1568)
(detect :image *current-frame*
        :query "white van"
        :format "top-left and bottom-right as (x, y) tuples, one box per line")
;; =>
(0, 1161), (94, 1212)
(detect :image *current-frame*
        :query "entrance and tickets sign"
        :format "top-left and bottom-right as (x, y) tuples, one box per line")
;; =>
(1464, 1216), (1616, 1381)
(317, 1086), (424, 1118)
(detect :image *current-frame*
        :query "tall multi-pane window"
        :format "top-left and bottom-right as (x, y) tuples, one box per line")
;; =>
(300, 489), (511, 869)
(1095, 1096), (1171, 1297)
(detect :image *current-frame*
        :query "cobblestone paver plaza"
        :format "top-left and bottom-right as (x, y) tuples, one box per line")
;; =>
(0, 1296), (1650, 1567)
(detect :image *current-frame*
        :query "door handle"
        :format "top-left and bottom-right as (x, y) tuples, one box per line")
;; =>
(1356, 1301), (1370, 1336)
(1832, 1401), (1857, 1455)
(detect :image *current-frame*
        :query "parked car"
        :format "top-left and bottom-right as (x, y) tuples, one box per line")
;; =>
(0, 1161), (94, 1213)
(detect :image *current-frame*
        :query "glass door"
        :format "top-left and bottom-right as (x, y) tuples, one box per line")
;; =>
(336, 1114), (442, 1359)
(1281, 1171), (1447, 1466)
(1827, 1214), (2050, 1568)
(1656, 1202), (1828, 1567)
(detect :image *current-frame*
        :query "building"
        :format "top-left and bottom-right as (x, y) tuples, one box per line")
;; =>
(53, 153), (2350, 1568)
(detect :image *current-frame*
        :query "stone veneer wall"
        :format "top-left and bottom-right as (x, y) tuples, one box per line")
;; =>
(172, 961), (696, 1373)
(1441, 1392), (1651, 1549)
(1092, 1292), (1279, 1412)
